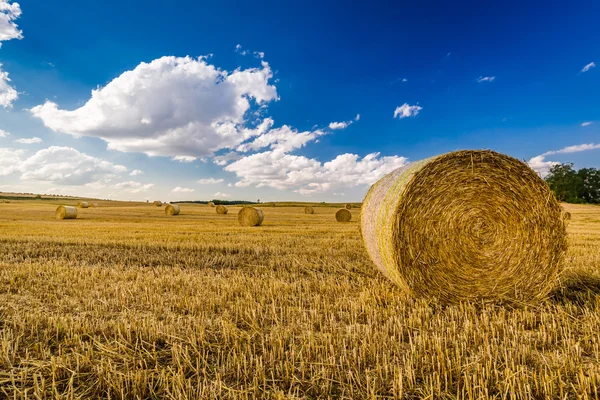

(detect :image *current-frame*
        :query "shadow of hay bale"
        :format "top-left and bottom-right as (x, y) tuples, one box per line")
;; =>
(549, 274), (600, 306)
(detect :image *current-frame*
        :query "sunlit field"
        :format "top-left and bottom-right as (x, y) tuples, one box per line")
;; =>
(0, 201), (599, 399)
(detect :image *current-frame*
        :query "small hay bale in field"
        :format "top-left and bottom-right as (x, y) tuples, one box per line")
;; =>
(336, 208), (352, 222)
(207, 202), (215, 207)
(238, 206), (263, 226)
(563, 211), (571, 220)
(153, 201), (162, 207)
(345, 203), (352, 209)
(216, 205), (228, 214)
(91, 203), (99, 207)
(305, 206), (314, 214)
(56, 205), (77, 220)
(77, 201), (89, 208)
(165, 204), (180, 216)
(360, 150), (568, 304)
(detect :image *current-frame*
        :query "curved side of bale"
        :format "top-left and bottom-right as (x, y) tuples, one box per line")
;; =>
(345, 203), (352, 209)
(165, 204), (180, 216)
(238, 206), (264, 226)
(335, 209), (352, 222)
(305, 206), (314, 214)
(216, 205), (228, 214)
(91, 203), (99, 208)
(77, 201), (89, 208)
(207, 202), (215, 207)
(56, 205), (77, 220)
(360, 150), (567, 304)
(153, 201), (163, 207)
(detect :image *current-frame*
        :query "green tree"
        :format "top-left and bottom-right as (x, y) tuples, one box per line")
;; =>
(578, 167), (600, 204)
(545, 163), (583, 203)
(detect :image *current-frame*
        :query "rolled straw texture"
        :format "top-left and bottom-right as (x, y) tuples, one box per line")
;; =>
(165, 204), (180, 216)
(56, 206), (77, 220)
(305, 206), (314, 214)
(216, 205), (228, 214)
(208, 202), (215, 207)
(77, 201), (89, 208)
(336, 209), (352, 222)
(360, 150), (567, 304)
(238, 207), (264, 226)
(345, 204), (353, 209)
(153, 201), (163, 207)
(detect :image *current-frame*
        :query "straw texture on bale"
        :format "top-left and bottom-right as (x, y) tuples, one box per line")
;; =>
(165, 204), (180, 216)
(55, 205), (77, 220)
(77, 201), (89, 208)
(305, 206), (314, 214)
(238, 206), (264, 226)
(153, 201), (162, 207)
(216, 205), (228, 214)
(336, 209), (352, 222)
(208, 202), (215, 207)
(345, 203), (353, 209)
(360, 150), (567, 304)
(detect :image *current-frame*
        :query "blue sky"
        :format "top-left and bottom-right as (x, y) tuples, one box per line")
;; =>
(0, 1), (598, 201)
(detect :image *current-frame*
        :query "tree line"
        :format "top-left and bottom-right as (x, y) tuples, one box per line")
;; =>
(545, 163), (600, 204)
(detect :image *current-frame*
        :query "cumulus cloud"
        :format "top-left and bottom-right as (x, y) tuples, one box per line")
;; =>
(30, 56), (278, 158)
(236, 125), (326, 153)
(527, 155), (558, 177)
(214, 191), (231, 198)
(529, 142), (600, 177)
(225, 149), (408, 194)
(581, 62), (595, 73)
(0, 64), (17, 108)
(393, 103), (422, 119)
(197, 178), (223, 184)
(0, 128), (9, 137)
(581, 121), (593, 127)
(172, 156), (196, 163)
(477, 76), (495, 83)
(0, 1), (22, 42)
(14, 137), (42, 144)
(113, 181), (155, 193)
(329, 121), (349, 130)
(129, 169), (143, 176)
(172, 186), (195, 193)
(0, 147), (24, 176)
(213, 151), (242, 166)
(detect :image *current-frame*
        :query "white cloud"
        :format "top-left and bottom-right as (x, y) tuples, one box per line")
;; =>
(130, 169), (143, 176)
(328, 121), (349, 130)
(0, 147), (24, 176)
(527, 155), (559, 177)
(0, 1), (22, 42)
(529, 143), (600, 177)
(581, 62), (595, 73)
(214, 191), (231, 198)
(172, 186), (195, 193)
(0, 128), (9, 137)
(197, 178), (224, 184)
(172, 155), (196, 163)
(542, 143), (600, 156)
(393, 103), (422, 119)
(477, 76), (495, 83)
(213, 151), (242, 166)
(225, 149), (408, 194)
(581, 121), (593, 127)
(30, 56), (278, 158)
(14, 137), (42, 144)
(0, 64), (18, 109)
(355, 114), (360, 121)
(113, 181), (155, 193)
(236, 125), (326, 153)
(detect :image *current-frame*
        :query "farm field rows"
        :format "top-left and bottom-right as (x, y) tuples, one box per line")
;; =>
(0, 201), (599, 399)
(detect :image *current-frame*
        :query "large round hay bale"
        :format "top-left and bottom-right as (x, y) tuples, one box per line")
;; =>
(336, 209), (352, 222)
(153, 201), (162, 207)
(216, 205), (228, 214)
(305, 206), (314, 214)
(238, 206), (263, 226)
(56, 205), (77, 220)
(207, 202), (215, 207)
(165, 204), (180, 216)
(345, 203), (352, 209)
(360, 150), (567, 304)
(77, 201), (89, 208)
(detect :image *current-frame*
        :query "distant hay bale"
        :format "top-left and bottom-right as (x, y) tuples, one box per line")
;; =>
(563, 211), (572, 220)
(165, 204), (180, 216)
(153, 201), (163, 207)
(238, 206), (264, 226)
(305, 206), (314, 214)
(216, 205), (228, 214)
(208, 202), (215, 207)
(336, 209), (352, 222)
(91, 203), (99, 208)
(360, 150), (568, 304)
(270, 203), (276, 207)
(56, 205), (77, 220)
(77, 201), (89, 208)
(345, 204), (352, 209)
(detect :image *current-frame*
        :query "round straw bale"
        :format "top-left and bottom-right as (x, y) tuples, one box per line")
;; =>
(56, 205), (77, 220)
(238, 206), (264, 226)
(207, 201), (215, 207)
(305, 206), (314, 214)
(91, 203), (99, 208)
(345, 203), (352, 209)
(336, 208), (352, 222)
(165, 204), (180, 216)
(563, 211), (571, 220)
(153, 201), (162, 207)
(360, 150), (567, 304)
(77, 201), (89, 208)
(216, 205), (228, 214)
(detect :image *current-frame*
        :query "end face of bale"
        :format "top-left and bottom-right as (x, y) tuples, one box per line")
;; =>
(305, 206), (314, 214)
(345, 203), (352, 209)
(216, 205), (228, 214)
(208, 202), (215, 207)
(56, 205), (77, 220)
(360, 149), (567, 305)
(77, 201), (89, 208)
(336, 208), (352, 222)
(165, 204), (180, 216)
(153, 201), (163, 207)
(238, 206), (264, 226)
